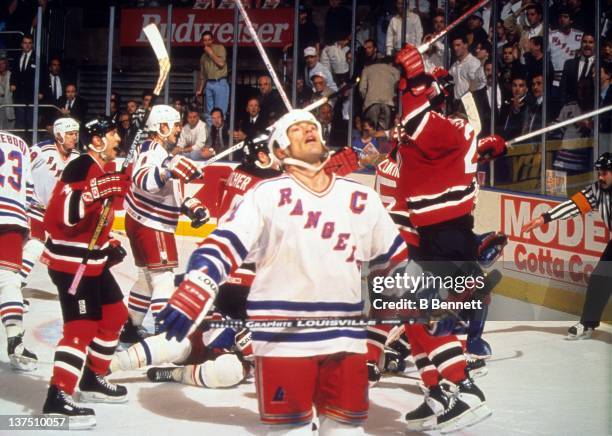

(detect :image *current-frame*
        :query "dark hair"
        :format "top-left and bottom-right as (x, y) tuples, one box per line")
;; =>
(65, 82), (77, 90)
(530, 36), (543, 49)
(451, 33), (468, 44)
(525, 3), (542, 15)
(202, 31), (213, 39)
(432, 10), (445, 21)
(211, 107), (224, 118)
(511, 73), (527, 84)
(48, 56), (61, 66)
(22, 34), (33, 42)
(478, 40), (492, 54)
(363, 38), (376, 46)
(502, 42), (515, 52)
(142, 90), (154, 99)
(602, 62), (612, 77)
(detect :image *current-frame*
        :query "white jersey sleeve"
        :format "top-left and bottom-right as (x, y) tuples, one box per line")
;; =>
(0, 133), (32, 230)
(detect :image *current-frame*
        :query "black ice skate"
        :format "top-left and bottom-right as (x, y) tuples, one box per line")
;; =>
(7, 333), (37, 371)
(465, 358), (488, 379)
(147, 366), (182, 383)
(79, 366), (128, 403)
(436, 378), (491, 434)
(42, 385), (96, 429)
(405, 385), (448, 431)
(566, 322), (594, 340)
(119, 318), (151, 345)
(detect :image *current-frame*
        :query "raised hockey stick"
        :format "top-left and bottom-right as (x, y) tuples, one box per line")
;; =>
(461, 92), (481, 136)
(234, 0), (292, 111)
(68, 23), (171, 295)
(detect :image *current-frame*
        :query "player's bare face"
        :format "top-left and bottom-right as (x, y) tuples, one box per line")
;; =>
(102, 130), (121, 161)
(62, 131), (79, 150)
(287, 122), (324, 164)
(598, 170), (612, 190)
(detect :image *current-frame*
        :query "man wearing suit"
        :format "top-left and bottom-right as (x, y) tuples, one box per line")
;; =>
(317, 102), (347, 150)
(232, 97), (267, 143)
(57, 83), (87, 122)
(42, 57), (64, 106)
(600, 62), (612, 149)
(560, 33), (595, 106)
(10, 34), (37, 131)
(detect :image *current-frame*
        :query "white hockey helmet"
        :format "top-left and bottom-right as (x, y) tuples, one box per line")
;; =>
(146, 104), (181, 138)
(268, 109), (323, 151)
(53, 117), (80, 142)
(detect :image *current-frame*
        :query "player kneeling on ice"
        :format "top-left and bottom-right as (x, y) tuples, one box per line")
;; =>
(41, 118), (130, 429)
(158, 109), (407, 435)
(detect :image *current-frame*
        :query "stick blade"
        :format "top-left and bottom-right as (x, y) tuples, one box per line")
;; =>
(461, 91), (481, 136)
(143, 23), (169, 61)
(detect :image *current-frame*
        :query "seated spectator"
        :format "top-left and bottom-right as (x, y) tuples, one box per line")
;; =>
(386, 0), (423, 56)
(126, 98), (139, 125)
(560, 33), (595, 106)
(176, 106), (211, 161)
(303, 46), (337, 92)
(173, 96), (187, 123)
(58, 83), (87, 122)
(526, 73), (544, 134)
(311, 73), (335, 105)
(448, 34), (486, 109)
(466, 12), (489, 54)
(295, 76), (314, 108)
(232, 97), (267, 143)
(117, 111), (131, 155)
(499, 74), (531, 140)
(257, 74), (284, 124)
(498, 42), (524, 101)
(359, 56), (400, 131)
(352, 118), (380, 159)
(317, 102), (346, 150)
(320, 34), (351, 85)
(206, 107), (230, 156)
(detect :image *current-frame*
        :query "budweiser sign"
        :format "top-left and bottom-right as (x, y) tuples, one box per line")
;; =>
(501, 194), (610, 287)
(120, 8), (293, 47)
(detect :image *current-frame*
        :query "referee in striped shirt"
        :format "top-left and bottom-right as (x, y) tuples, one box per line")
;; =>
(522, 152), (612, 340)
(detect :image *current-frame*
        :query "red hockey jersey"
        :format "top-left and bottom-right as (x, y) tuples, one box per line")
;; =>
(396, 111), (478, 228)
(41, 154), (117, 276)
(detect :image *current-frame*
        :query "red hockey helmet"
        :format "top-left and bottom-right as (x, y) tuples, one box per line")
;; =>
(399, 68), (453, 126)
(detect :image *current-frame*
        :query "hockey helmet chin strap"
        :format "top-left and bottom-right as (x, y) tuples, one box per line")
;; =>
(88, 137), (114, 162)
(281, 150), (331, 173)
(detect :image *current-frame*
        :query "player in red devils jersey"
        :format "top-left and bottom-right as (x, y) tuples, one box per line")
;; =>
(41, 117), (130, 429)
(390, 44), (507, 433)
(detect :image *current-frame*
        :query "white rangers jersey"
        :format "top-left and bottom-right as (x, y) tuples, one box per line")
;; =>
(126, 140), (183, 233)
(187, 174), (406, 357)
(549, 28), (583, 78)
(0, 132), (33, 230)
(27, 139), (80, 222)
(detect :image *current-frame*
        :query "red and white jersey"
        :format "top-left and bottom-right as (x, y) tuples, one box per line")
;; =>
(0, 132), (33, 231)
(41, 155), (116, 276)
(28, 139), (79, 222)
(218, 164), (282, 218)
(126, 140), (183, 233)
(397, 111), (478, 228)
(549, 28), (583, 73)
(375, 155), (419, 247)
(189, 173), (406, 357)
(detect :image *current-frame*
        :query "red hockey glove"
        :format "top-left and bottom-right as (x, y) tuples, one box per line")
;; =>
(477, 135), (507, 163)
(395, 44), (425, 80)
(105, 239), (127, 268)
(158, 270), (218, 342)
(181, 197), (210, 228)
(430, 67), (454, 98)
(82, 172), (130, 205)
(324, 147), (360, 176)
(166, 155), (202, 183)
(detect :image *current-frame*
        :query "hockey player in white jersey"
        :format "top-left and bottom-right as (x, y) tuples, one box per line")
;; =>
(122, 105), (210, 341)
(158, 109), (407, 435)
(20, 118), (80, 288)
(0, 131), (37, 370)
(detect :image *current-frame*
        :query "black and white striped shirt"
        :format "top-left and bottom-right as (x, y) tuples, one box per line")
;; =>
(543, 182), (612, 231)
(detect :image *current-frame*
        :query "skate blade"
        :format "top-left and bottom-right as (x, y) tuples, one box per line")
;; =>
(438, 404), (492, 434)
(405, 416), (436, 431)
(79, 391), (128, 404)
(468, 366), (488, 379)
(44, 413), (96, 430)
(565, 332), (592, 341)
(9, 356), (37, 371)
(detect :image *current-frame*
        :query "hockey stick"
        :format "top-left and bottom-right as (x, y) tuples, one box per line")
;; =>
(234, 0), (292, 111)
(204, 315), (433, 330)
(417, 0), (491, 55)
(67, 23), (171, 295)
(461, 92), (481, 136)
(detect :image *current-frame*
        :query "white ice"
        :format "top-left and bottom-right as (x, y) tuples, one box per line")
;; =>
(0, 235), (610, 435)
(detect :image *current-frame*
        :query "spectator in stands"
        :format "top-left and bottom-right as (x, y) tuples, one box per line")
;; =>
(324, 0), (351, 45)
(172, 96), (187, 123)
(355, 39), (384, 76)
(359, 56), (399, 131)
(526, 73), (544, 134)
(197, 31), (229, 125)
(560, 33), (595, 106)
(466, 12), (489, 54)
(126, 99), (139, 123)
(566, 0), (594, 33)
(10, 34), (37, 131)
(385, 0), (423, 56)
(110, 99), (119, 124)
(232, 97), (266, 143)
(474, 40), (492, 66)
(519, 3), (543, 55)
(283, 5), (320, 73)
(448, 34), (486, 109)
(483, 59), (501, 136)
(311, 73), (335, 106)
(58, 83), (87, 122)
(256, 74), (284, 124)
(206, 107), (229, 156)
(303, 46), (337, 92)
(524, 36), (545, 83)
(501, 0), (522, 21)
(352, 118), (379, 158)
(0, 53), (14, 130)
(320, 34), (351, 85)
(142, 91), (153, 111)
(117, 111), (131, 155)
(176, 106), (211, 160)
(498, 43), (524, 101)
(43, 57), (64, 106)
(603, 39), (612, 64)
(600, 63), (612, 145)
(499, 74), (531, 140)
(495, 19), (508, 55)
(295, 77), (313, 108)
(317, 102), (346, 150)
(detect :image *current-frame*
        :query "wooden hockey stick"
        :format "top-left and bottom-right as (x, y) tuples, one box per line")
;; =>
(461, 92), (481, 136)
(68, 23), (171, 295)
(203, 315), (433, 330)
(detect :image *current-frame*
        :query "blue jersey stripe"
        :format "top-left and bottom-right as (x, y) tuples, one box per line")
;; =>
(131, 189), (180, 212)
(370, 234), (404, 266)
(0, 196), (26, 210)
(247, 300), (364, 312)
(125, 196), (178, 227)
(214, 229), (248, 260)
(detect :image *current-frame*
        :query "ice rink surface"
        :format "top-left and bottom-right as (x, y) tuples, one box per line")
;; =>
(0, 235), (610, 435)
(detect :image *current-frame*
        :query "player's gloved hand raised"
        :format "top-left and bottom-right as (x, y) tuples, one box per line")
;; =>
(234, 328), (253, 362)
(105, 239), (127, 267)
(181, 197), (210, 228)
(477, 135), (506, 163)
(157, 270), (218, 342)
(82, 172), (130, 205)
(324, 147), (359, 176)
(165, 155), (202, 183)
(395, 44), (425, 80)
